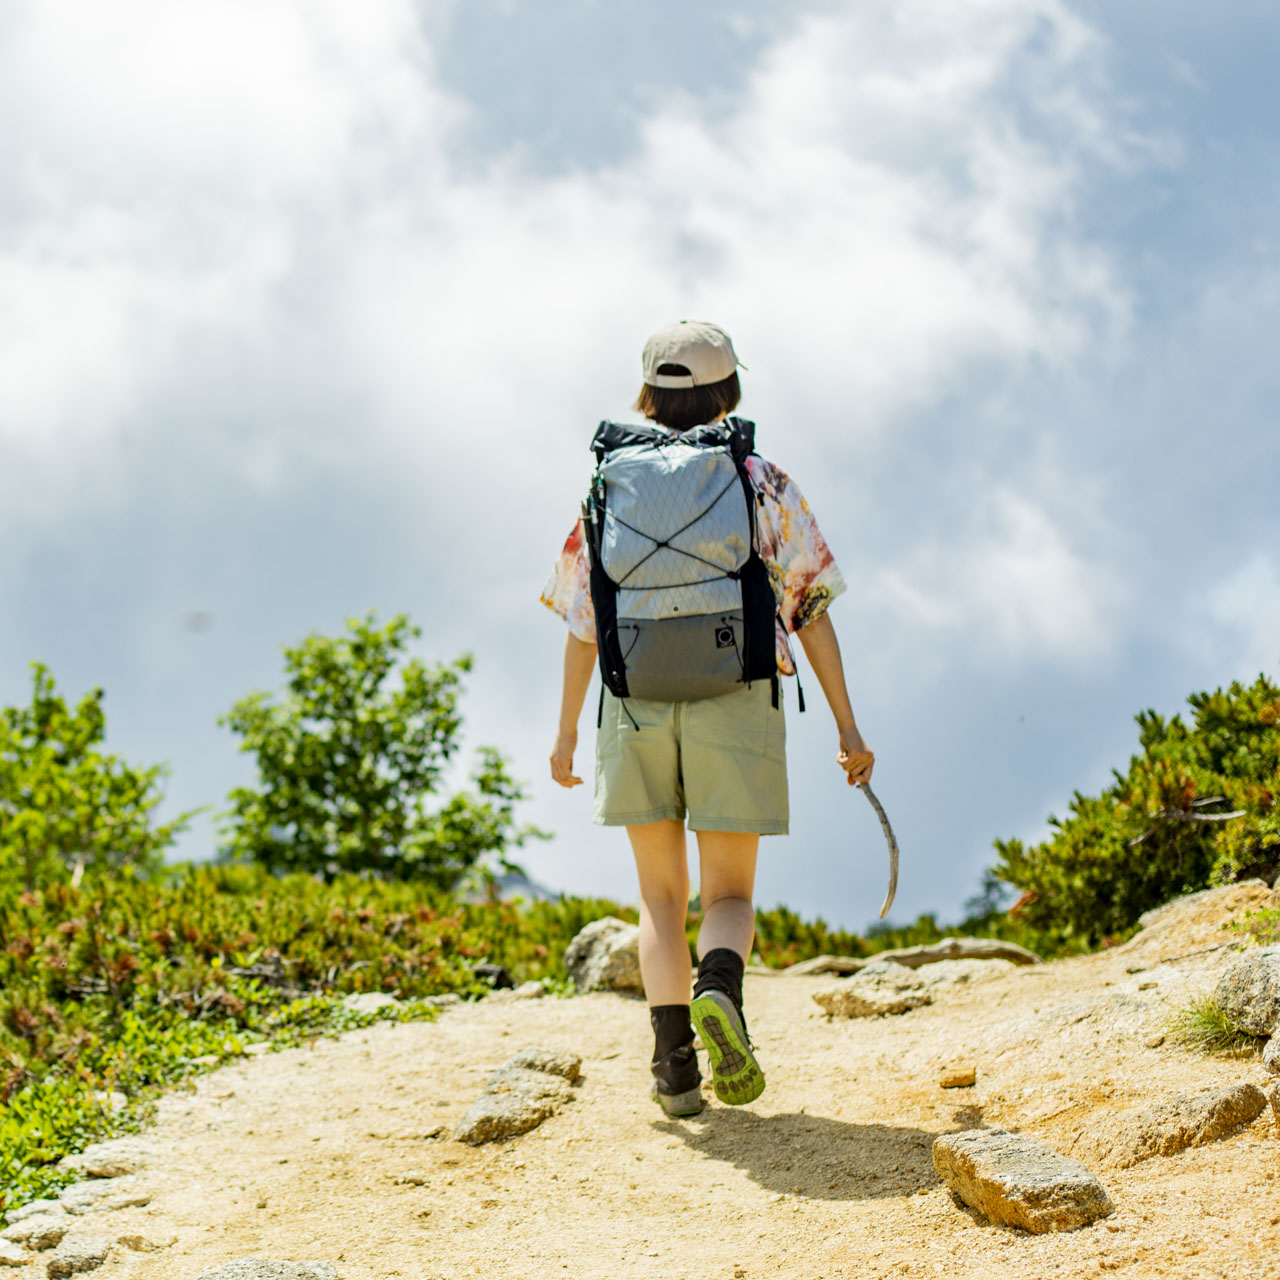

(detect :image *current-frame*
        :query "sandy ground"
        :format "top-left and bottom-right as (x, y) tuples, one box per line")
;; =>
(79, 885), (1280, 1280)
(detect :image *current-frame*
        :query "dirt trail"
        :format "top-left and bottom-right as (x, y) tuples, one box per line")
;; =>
(94, 890), (1280, 1280)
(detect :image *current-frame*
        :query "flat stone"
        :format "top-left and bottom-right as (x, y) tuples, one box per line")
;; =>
(917, 959), (1016, 988)
(60, 1180), (151, 1215)
(1212, 947), (1280, 1037)
(1073, 1082), (1268, 1168)
(454, 1064), (575, 1145)
(0, 1240), (27, 1267)
(933, 1128), (1113, 1233)
(563, 917), (643, 995)
(498, 1047), (582, 1082)
(189, 1259), (340, 1279)
(939, 1064), (977, 1088)
(116, 1233), (176, 1252)
(46, 1233), (111, 1277)
(340, 992), (400, 1016)
(421, 994), (462, 1008)
(812, 960), (933, 1018)
(5, 1200), (65, 1224)
(1262, 1035), (1280, 1075)
(59, 1138), (157, 1178)
(1, 1214), (69, 1249)
(512, 980), (546, 999)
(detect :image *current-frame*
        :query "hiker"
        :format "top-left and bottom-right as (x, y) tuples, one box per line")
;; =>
(542, 320), (874, 1116)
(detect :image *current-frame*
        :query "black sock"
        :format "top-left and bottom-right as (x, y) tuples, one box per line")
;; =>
(650, 1004), (694, 1062)
(694, 947), (745, 1013)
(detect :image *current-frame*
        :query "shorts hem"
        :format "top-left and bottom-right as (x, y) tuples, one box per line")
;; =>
(686, 816), (789, 835)
(594, 806), (686, 827)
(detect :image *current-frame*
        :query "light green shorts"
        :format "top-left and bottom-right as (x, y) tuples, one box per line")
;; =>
(593, 680), (788, 834)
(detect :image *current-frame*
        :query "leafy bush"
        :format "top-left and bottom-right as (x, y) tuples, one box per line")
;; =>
(991, 673), (1280, 949)
(0, 863), (630, 1213)
(0, 664), (198, 891)
(219, 613), (543, 887)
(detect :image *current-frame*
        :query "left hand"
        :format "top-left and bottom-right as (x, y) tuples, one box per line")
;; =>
(837, 725), (874, 786)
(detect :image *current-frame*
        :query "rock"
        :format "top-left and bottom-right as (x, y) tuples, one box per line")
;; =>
(454, 1048), (580, 1145)
(564, 918), (644, 995)
(812, 960), (933, 1018)
(512, 980), (546, 999)
(60, 1180), (151, 1215)
(500, 1047), (582, 1082)
(932, 1128), (1113, 1233)
(0, 1239), (28, 1267)
(2, 1214), (69, 1250)
(1144, 1033), (1165, 1049)
(59, 1138), (157, 1178)
(1122, 882), (1275, 962)
(473, 963), (515, 989)
(916, 959), (1016, 988)
(1073, 1082), (1268, 1168)
(46, 1233), (112, 1276)
(1213, 947), (1280, 1037)
(190, 1263), (340, 1280)
(421, 993), (462, 1008)
(1264, 1035), (1280, 1075)
(5, 1200), (65, 1224)
(116, 1233), (176, 1252)
(340, 992), (400, 1016)
(939, 1064), (977, 1088)
(1269, 1082), (1280, 1125)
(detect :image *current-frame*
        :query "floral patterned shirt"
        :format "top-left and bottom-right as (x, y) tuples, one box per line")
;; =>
(540, 453), (845, 675)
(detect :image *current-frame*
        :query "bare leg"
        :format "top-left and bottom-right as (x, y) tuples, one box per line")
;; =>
(627, 819), (691, 1006)
(695, 830), (759, 960)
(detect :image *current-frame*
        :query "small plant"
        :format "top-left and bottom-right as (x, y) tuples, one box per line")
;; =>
(1167, 995), (1264, 1054)
(1229, 906), (1280, 948)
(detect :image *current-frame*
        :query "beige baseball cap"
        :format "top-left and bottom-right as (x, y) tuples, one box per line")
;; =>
(641, 320), (745, 388)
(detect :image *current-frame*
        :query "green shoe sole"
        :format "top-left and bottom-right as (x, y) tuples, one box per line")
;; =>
(691, 990), (765, 1106)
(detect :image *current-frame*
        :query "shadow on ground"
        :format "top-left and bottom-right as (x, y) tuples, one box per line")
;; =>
(655, 1109), (943, 1202)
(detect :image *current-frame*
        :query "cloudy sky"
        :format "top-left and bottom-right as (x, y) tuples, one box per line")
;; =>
(2, 0), (1277, 930)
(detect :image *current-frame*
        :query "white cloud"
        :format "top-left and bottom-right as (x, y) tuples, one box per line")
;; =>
(869, 488), (1122, 672)
(0, 0), (1166, 913)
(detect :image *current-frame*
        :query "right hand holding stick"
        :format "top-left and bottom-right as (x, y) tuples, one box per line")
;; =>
(837, 725), (874, 786)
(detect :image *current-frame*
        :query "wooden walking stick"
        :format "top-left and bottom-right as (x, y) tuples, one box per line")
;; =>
(857, 781), (900, 919)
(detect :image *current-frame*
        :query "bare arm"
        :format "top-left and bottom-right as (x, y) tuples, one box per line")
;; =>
(550, 632), (597, 788)
(795, 612), (875, 785)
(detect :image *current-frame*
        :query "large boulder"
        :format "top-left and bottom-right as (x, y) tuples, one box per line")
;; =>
(1213, 947), (1280, 1037)
(812, 959), (932, 1018)
(933, 1129), (1113, 1233)
(1073, 1082), (1268, 1168)
(563, 918), (644, 994)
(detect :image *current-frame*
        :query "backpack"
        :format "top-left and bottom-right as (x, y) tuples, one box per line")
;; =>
(582, 416), (779, 705)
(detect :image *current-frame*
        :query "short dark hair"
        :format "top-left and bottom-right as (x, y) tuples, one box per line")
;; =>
(634, 364), (741, 432)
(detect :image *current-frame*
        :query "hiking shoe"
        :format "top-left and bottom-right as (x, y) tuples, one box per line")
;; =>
(691, 988), (765, 1105)
(651, 1041), (703, 1117)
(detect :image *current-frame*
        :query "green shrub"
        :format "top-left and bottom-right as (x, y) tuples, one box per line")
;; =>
(0, 663), (199, 891)
(219, 613), (543, 887)
(991, 673), (1280, 949)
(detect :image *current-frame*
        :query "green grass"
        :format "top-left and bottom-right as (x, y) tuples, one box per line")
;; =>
(1166, 995), (1265, 1055)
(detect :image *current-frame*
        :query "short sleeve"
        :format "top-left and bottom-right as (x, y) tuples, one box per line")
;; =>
(747, 456), (847, 633)
(539, 518), (597, 643)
